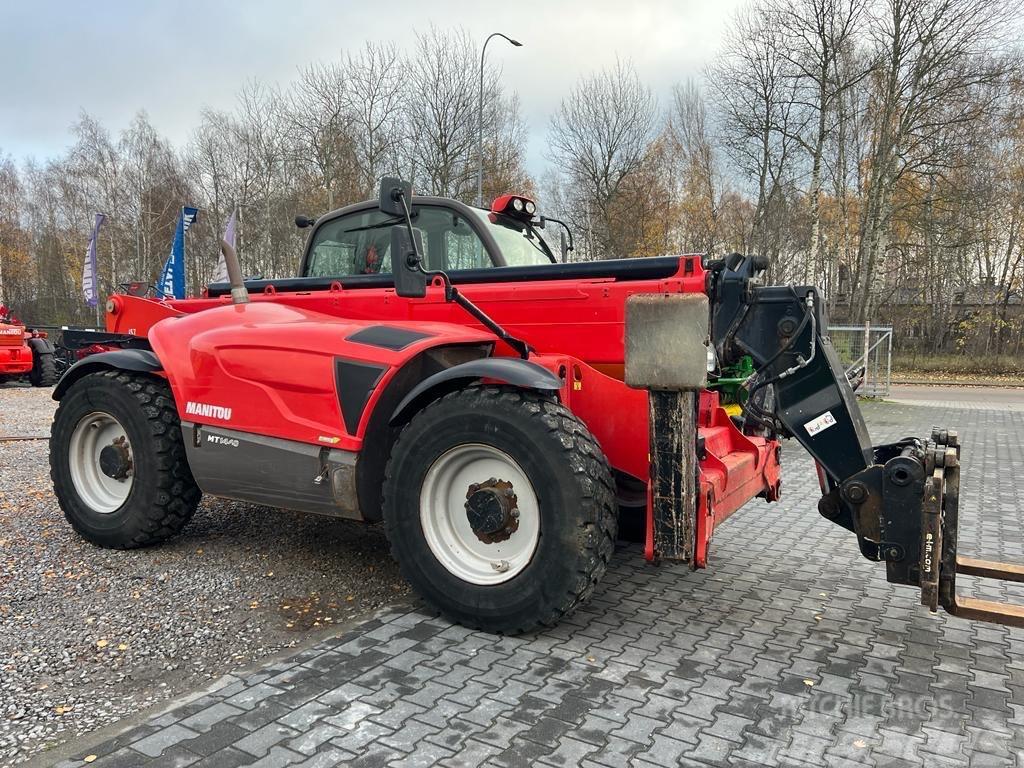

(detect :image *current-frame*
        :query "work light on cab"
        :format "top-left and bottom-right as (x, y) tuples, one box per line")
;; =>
(491, 194), (536, 219)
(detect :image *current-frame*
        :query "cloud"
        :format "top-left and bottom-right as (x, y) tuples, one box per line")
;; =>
(0, 0), (744, 175)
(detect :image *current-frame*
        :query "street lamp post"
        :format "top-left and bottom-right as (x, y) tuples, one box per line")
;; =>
(477, 32), (522, 207)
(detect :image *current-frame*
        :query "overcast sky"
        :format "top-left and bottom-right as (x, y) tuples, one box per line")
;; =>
(0, 0), (744, 176)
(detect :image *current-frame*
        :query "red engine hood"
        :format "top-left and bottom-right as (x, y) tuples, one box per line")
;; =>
(148, 301), (498, 449)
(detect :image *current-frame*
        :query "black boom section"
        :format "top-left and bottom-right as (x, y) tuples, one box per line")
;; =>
(335, 358), (387, 436)
(206, 255), (683, 297)
(58, 328), (152, 351)
(734, 285), (873, 483)
(709, 259), (873, 485)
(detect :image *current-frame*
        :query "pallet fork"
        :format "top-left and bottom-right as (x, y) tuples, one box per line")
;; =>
(920, 430), (1024, 626)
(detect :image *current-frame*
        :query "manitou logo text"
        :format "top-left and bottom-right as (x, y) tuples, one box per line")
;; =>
(0, 328), (21, 335)
(185, 401), (233, 421)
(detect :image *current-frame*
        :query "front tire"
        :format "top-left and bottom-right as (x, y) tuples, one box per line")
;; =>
(383, 386), (617, 634)
(29, 347), (57, 386)
(50, 370), (201, 548)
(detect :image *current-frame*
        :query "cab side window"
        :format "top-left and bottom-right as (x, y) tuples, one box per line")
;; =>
(306, 206), (493, 277)
(434, 211), (490, 270)
(307, 210), (396, 277)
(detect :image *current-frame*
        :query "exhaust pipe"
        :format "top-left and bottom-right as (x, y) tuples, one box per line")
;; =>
(220, 240), (249, 305)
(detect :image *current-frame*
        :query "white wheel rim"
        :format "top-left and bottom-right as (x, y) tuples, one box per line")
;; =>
(420, 443), (540, 585)
(68, 411), (134, 514)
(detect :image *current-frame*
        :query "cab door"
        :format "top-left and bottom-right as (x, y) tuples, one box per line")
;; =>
(304, 205), (495, 278)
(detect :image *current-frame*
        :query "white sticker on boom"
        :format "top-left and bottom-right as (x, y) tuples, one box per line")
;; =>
(805, 411), (837, 437)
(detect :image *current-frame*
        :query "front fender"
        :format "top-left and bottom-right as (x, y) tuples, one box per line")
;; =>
(390, 356), (562, 425)
(53, 349), (162, 400)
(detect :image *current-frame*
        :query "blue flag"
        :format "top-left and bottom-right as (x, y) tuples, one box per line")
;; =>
(158, 206), (199, 299)
(82, 213), (106, 307)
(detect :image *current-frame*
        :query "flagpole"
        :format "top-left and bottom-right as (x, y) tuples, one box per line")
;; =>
(94, 215), (101, 327)
(93, 229), (99, 327)
(83, 212), (106, 327)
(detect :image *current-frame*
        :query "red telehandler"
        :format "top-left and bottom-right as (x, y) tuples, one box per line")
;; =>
(0, 305), (58, 386)
(46, 179), (1024, 633)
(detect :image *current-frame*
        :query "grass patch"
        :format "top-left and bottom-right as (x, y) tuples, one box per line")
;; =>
(893, 353), (1024, 377)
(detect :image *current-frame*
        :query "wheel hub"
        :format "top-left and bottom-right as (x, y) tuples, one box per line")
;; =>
(68, 411), (134, 514)
(464, 478), (519, 544)
(99, 437), (132, 480)
(420, 443), (539, 586)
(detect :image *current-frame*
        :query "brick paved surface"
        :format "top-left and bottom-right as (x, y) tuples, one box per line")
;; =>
(40, 399), (1024, 767)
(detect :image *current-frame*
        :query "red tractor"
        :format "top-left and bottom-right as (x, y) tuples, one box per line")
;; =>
(0, 305), (58, 387)
(47, 179), (1023, 633)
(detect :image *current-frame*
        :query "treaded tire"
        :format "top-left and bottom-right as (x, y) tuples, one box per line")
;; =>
(50, 370), (201, 548)
(29, 349), (57, 387)
(383, 385), (617, 634)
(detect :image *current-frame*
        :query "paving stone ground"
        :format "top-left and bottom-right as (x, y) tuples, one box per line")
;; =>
(34, 398), (1024, 767)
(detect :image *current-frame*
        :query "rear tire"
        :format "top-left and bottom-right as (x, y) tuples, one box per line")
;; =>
(383, 386), (617, 634)
(50, 370), (201, 548)
(29, 348), (57, 387)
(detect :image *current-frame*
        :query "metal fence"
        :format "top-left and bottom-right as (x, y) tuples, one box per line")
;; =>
(827, 325), (893, 398)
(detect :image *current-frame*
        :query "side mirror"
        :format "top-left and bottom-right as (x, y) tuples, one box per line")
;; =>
(390, 225), (428, 298)
(559, 230), (569, 263)
(379, 177), (412, 217)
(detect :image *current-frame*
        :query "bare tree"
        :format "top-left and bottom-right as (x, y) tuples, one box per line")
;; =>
(120, 112), (187, 282)
(0, 152), (22, 305)
(850, 0), (1011, 320)
(710, 8), (805, 279)
(287, 62), (356, 209)
(404, 27), (480, 199)
(344, 42), (405, 197)
(547, 59), (658, 258)
(775, 0), (868, 282)
(666, 80), (723, 254)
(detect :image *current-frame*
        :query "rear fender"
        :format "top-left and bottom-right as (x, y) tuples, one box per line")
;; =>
(389, 357), (562, 426)
(53, 349), (162, 400)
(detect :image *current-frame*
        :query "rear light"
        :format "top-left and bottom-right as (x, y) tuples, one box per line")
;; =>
(491, 194), (537, 221)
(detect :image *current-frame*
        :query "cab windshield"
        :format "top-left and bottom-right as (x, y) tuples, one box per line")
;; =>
(470, 209), (555, 266)
(305, 203), (557, 279)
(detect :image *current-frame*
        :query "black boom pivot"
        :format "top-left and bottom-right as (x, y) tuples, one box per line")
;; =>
(708, 254), (1024, 627)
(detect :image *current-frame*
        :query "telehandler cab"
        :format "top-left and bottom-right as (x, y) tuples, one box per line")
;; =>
(48, 178), (1024, 633)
